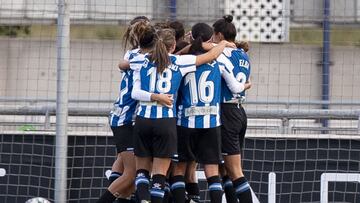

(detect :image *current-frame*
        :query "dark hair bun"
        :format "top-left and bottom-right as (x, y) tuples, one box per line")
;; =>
(223, 15), (233, 23)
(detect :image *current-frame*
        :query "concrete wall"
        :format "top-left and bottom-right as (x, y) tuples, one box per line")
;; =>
(1, 39), (122, 101)
(293, 0), (360, 23)
(1, 38), (360, 104)
(0, 40), (8, 96)
(248, 44), (360, 104)
(248, 44), (322, 101)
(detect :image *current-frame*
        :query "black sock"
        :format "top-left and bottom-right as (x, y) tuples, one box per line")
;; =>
(207, 176), (223, 203)
(163, 181), (171, 203)
(130, 193), (136, 203)
(185, 182), (200, 203)
(150, 174), (166, 203)
(233, 177), (252, 203)
(135, 169), (151, 202)
(117, 198), (132, 203)
(222, 176), (238, 203)
(97, 189), (116, 203)
(170, 175), (186, 203)
(109, 171), (122, 185)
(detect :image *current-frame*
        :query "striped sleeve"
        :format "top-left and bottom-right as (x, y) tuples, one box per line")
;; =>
(131, 70), (152, 102)
(176, 55), (197, 76)
(217, 54), (234, 73)
(129, 54), (146, 71)
(124, 48), (140, 60)
(123, 50), (131, 61)
(219, 63), (245, 94)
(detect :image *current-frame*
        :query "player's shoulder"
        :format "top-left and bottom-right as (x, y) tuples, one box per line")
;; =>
(227, 47), (250, 61)
(130, 52), (147, 62)
(124, 48), (141, 60)
(129, 48), (141, 60)
(170, 54), (196, 66)
(222, 47), (235, 57)
(129, 53), (149, 71)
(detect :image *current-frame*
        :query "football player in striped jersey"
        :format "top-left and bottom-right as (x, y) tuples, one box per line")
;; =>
(130, 28), (233, 203)
(98, 16), (149, 203)
(212, 15), (253, 203)
(172, 22), (250, 203)
(98, 17), (168, 203)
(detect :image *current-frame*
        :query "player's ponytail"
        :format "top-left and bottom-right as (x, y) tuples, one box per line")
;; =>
(149, 29), (175, 73)
(123, 16), (150, 49)
(188, 23), (213, 55)
(213, 15), (236, 42)
(235, 41), (250, 52)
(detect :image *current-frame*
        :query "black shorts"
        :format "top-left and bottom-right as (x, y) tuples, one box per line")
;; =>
(133, 117), (177, 158)
(221, 103), (247, 156)
(111, 124), (134, 153)
(176, 126), (222, 164)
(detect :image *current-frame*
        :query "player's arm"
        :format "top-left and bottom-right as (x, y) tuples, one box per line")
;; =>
(175, 44), (191, 55)
(201, 41), (236, 52)
(131, 70), (173, 107)
(119, 50), (133, 70)
(195, 40), (235, 66)
(175, 41), (235, 56)
(219, 64), (246, 93)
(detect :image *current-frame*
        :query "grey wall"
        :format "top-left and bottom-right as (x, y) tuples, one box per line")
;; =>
(1, 39), (360, 104)
(1, 39), (122, 100)
(248, 44), (360, 103)
(293, 0), (360, 23)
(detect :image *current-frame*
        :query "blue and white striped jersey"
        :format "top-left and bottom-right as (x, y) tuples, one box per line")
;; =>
(130, 54), (197, 119)
(217, 48), (251, 102)
(109, 48), (140, 127)
(177, 61), (222, 128)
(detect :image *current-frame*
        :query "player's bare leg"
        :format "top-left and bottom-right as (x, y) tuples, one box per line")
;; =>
(109, 154), (124, 184)
(220, 163), (238, 203)
(224, 154), (243, 178)
(224, 154), (252, 203)
(108, 151), (136, 198)
(185, 162), (200, 203)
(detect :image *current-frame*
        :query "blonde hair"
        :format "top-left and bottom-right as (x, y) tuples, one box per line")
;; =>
(123, 16), (150, 49)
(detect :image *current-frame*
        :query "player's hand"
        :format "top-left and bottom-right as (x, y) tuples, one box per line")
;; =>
(245, 79), (252, 90)
(184, 31), (192, 43)
(118, 60), (130, 70)
(152, 94), (173, 108)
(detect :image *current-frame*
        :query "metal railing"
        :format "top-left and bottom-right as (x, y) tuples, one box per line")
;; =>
(2, 97), (360, 106)
(1, 105), (359, 134)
